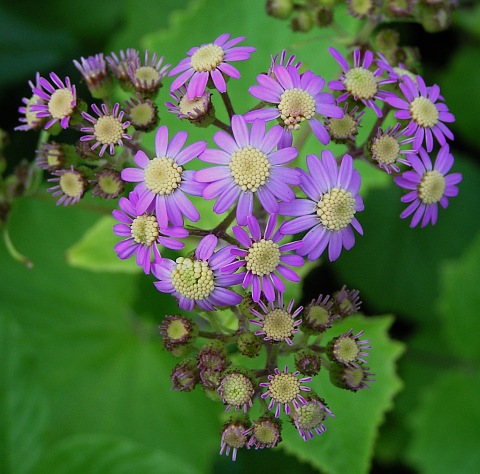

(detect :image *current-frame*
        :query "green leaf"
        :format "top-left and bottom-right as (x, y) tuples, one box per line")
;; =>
(0, 313), (48, 474)
(66, 215), (141, 273)
(33, 434), (201, 474)
(406, 370), (480, 474)
(438, 231), (480, 363)
(281, 315), (404, 474)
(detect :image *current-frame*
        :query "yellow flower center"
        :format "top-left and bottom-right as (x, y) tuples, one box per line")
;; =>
(26, 95), (44, 127)
(191, 44), (225, 72)
(134, 66), (159, 84)
(166, 319), (189, 341)
(129, 103), (155, 126)
(245, 239), (280, 275)
(254, 422), (277, 444)
(130, 214), (159, 246)
(278, 88), (316, 130)
(48, 88), (74, 119)
(46, 149), (62, 167)
(94, 115), (124, 145)
(179, 95), (206, 115)
(262, 309), (295, 341)
(222, 373), (253, 406)
(344, 67), (378, 100)
(171, 257), (215, 300)
(229, 146), (271, 192)
(372, 135), (400, 165)
(418, 170), (446, 204)
(335, 337), (360, 363)
(98, 174), (122, 196)
(223, 427), (246, 449)
(327, 114), (358, 140)
(144, 157), (183, 195)
(410, 97), (439, 128)
(316, 187), (356, 231)
(59, 171), (84, 198)
(308, 305), (330, 325)
(294, 402), (326, 429)
(268, 373), (300, 403)
(350, 0), (373, 16)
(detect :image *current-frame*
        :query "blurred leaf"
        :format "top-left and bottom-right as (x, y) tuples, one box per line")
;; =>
(66, 215), (141, 273)
(0, 196), (221, 473)
(453, 4), (480, 41)
(406, 370), (480, 474)
(438, 231), (480, 363)
(281, 315), (404, 474)
(0, 6), (76, 86)
(0, 313), (48, 474)
(332, 154), (480, 322)
(33, 434), (201, 474)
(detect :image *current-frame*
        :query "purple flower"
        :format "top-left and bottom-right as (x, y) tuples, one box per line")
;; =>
(47, 166), (86, 206)
(250, 292), (302, 345)
(245, 65), (343, 147)
(112, 191), (188, 274)
(328, 47), (395, 117)
(106, 48), (140, 85)
(260, 366), (312, 418)
(31, 72), (77, 129)
(279, 151), (364, 262)
(195, 115), (300, 225)
(15, 73), (46, 131)
(291, 396), (335, 441)
(81, 103), (131, 157)
(225, 214), (304, 302)
(73, 53), (111, 98)
(268, 50), (302, 77)
(385, 74), (455, 152)
(169, 33), (255, 100)
(152, 234), (244, 311)
(127, 50), (170, 96)
(121, 125), (207, 228)
(394, 145), (462, 227)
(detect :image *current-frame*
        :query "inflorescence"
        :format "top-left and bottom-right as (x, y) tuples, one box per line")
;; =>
(11, 19), (461, 460)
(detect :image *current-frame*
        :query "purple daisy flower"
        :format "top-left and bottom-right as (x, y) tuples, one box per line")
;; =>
(328, 47), (395, 117)
(169, 33), (255, 100)
(152, 234), (244, 311)
(15, 73), (46, 132)
(121, 125), (207, 228)
(31, 72), (77, 129)
(394, 145), (462, 227)
(195, 115), (300, 225)
(245, 65), (343, 147)
(225, 213), (304, 302)
(47, 166), (86, 206)
(127, 50), (170, 96)
(112, 190), (188, 274)
(81, 103), (131, 157)
(73, 53), (112, 98)
(268, 50), (302, 77)
(385, 74), (455, 152)
(279, 151), (364, 262)
(260, 366), (312, 418)
(250, 292), (303, 345)
(106, 48), (140, 86)
(291, 395), (335, 441)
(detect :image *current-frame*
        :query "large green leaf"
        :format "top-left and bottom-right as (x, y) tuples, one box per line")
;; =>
(281, 315), (404, 474)
(0, 313), (48, 474)
(33, 434), (201, 474)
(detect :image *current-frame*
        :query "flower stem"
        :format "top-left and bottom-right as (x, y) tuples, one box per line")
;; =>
(2, 226), (33, 268)
(220, 91), (235, 120)
(213, 119), (232, 134)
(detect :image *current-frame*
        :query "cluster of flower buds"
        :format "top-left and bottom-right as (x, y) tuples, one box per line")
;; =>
(266, 0), (458, 33)
(13, 25), (461, 459)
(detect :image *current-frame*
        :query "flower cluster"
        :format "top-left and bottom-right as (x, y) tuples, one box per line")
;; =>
(13, 24), (462, 461)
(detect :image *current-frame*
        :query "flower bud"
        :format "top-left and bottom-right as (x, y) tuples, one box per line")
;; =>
(237, 331), (262, 358)
(332, 285), (361, 318)
(291, 10), (314, 32)
(326, 329), (371, 367)
(159, 314), (198, 357)
(171, 358), (200, 392)
(124, 94), (159, 132)
(294, 349), (322, 376)
(220, 416), (251, 461)
(329, 362), (375, 391)
(246, 414), (282, 449)
(266, 0), (294, 20)
(218, 369), (255, 413)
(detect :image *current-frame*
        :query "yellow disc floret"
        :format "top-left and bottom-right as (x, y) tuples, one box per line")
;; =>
(94, 115), (124, 145)
(144, 157), (183, 195)
(335, 337), (360, 363)
(343, 67), (377, 100)
(278, 88), (316, 130)
(48, 88), (74, 119)
(221, 373), (254, 406)
(245, 239), (280, 275)
(294, 402), (326, 430)
(410, 97), (439, 128)
(317, 187), (356, 231)
(130, 214), (159, 246)
(229, 146), (271, 192)
(418, 170), (446, 204)
(191, 44), (225, 72)
(372, 135), (400, 165)
(134, 66), (159, 84)
(59, 171), (84, 198)
(171, 257), (215, 300)
(263, 309), (294, 341)
(268, 372), (300, 403)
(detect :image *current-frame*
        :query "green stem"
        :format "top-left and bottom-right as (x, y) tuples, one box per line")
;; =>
(220, 91), (235, 120)
(2, 226), (33, 268)
(213, 118), (232, 134)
